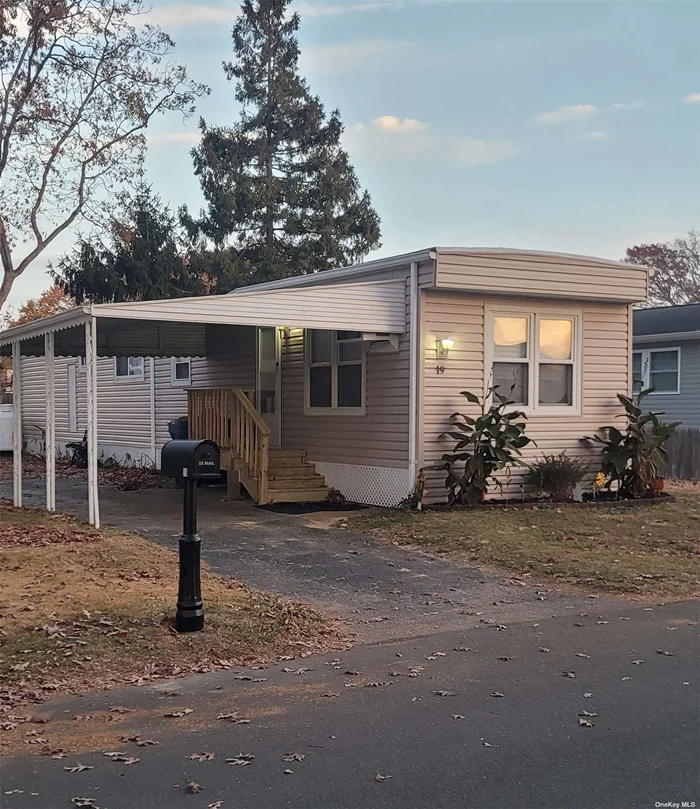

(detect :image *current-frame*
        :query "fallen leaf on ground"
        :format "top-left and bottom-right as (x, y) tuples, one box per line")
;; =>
(187, 752), (216, 762)
(281, 753), (305, 762)
(234, 675), (267, 682)
(631, 660), (644, 665)
(562, 671), (576, 678)
(539, 647), (550, 653)
(434, 690), (455, 697)
(108, 706), (135, 714)
(365, 681), (392, 688)
(490, 692), (504, 698)
(185, 781), (202, 794)
(322, 693), (340, 698)
(578, 718), (595, 727)
(656, 650), (674, 656)
(375, 773), (393, 781)
(283, 769), (294, 775)
(498, 656), (514, 662)
(575, 654), (590, 659)
(164, 709), (194, 717)
(216, 713), (250, 724)
(583, 693), (593, 698)
(578, 710), (598, 717)
(207, 803), (224, 809)
(454, 647), (471, 652)
(71, 799), (99, 807)
(64, 763), (94, 773)
(281, 667), (311, 675)
(226, 754), (255, 766)
(452, 714), (465, 720)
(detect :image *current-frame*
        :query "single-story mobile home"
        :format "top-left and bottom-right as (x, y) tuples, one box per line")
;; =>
(1, 247), (647, 524)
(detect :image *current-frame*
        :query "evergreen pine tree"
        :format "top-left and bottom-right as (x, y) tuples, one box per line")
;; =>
(182, 0), (381, 284)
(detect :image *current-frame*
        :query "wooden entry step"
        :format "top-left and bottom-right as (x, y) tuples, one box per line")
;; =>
(266, 449), (329, 503)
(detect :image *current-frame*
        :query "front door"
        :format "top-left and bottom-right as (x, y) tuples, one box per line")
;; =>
(256, 326), (281, 448)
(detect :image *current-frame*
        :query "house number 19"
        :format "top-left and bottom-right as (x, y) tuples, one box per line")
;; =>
(436, 365), (445, 374)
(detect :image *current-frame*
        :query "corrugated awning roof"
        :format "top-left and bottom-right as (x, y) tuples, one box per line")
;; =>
(0, 280), (406, 357)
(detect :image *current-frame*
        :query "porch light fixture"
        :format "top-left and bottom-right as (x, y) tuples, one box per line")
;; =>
(437, 337), (455, 359)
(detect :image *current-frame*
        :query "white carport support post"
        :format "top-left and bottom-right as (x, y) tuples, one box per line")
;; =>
(85, 317), (100, 528)
(12, 340), (22, 507)
(45, 332), (56, 512)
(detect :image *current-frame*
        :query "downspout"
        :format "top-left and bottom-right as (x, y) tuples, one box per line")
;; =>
(149, 357), (156, 465)
(408, 261), (419, 488)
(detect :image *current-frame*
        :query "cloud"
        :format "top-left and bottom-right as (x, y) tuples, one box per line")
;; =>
(682, 93), (700, 104)
(452, 137), (520, 166)
(535, 104), (598, 125)
(301, 38), (412, 75)
(372, 116), (428, 133)
(577, 131), (609, 141)
(145, 3), (232, 28)
(345, 118), (519, 167)
(147, 132), (200, 146)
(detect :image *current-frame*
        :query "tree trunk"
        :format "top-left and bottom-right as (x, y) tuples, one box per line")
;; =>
(0, 270), (15, 312)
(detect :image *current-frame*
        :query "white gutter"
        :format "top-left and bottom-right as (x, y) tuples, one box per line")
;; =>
(633, 330), (700, 345)
(408, 261), (419, 488)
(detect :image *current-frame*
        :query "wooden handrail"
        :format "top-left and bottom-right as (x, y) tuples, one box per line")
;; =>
(187, 388), (269, 504)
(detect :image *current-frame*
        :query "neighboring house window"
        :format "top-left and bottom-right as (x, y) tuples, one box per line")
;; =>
(632, 348), (680, 394)
(488, 310), (580, 411)
(115, 356), (144, 380)
(171, 357), (191, 387)
(305, 329), (364, 412)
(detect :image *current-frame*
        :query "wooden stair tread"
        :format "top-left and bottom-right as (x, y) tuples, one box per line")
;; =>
(268, 477), (327, 491)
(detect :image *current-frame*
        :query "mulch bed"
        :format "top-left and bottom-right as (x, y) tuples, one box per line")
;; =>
(428, 492), (675, 512)
(259, 501), (368, 515)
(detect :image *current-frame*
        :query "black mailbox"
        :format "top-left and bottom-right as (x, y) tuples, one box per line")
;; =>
(161, 440), (220, 480)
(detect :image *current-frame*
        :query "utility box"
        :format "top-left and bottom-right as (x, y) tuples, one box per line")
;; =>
(161, 440), (220, 481)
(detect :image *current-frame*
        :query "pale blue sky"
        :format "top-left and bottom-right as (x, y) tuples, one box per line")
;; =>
(7, 0), (699, 308)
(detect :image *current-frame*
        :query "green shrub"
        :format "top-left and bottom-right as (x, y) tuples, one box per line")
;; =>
(434, 386), (532, 506)
(586, 389), (679, 497)
(528, 452), (588, 501)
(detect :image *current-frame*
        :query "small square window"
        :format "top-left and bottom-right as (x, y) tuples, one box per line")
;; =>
(171, 358), (191, 386)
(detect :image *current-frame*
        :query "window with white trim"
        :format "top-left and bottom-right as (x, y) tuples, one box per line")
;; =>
(632, 348), (680, 395)
(489, 311), (580, 411)
(171, 357), (191, 387)
(305, 330), (364, 412)
(115, 356), (144, 380)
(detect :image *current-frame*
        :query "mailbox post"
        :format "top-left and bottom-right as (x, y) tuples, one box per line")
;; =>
(161, 440), (221, 633)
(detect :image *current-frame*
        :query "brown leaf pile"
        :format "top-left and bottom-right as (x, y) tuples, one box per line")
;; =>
(0, 502), (103, 549)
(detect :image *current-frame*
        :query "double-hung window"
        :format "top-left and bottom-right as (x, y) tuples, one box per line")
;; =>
(632, 348), (680, 395)
(306, 330), (364, 413)
(115, 356), (144, 380)
(488, 309), (580, 412)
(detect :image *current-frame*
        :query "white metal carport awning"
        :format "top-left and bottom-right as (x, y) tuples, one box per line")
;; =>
(0, 279), (406, 527)
(0, 279), (406, 358)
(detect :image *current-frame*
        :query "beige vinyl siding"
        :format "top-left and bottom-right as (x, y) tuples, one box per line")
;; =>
(435, 250), (647, 303)
(281, 266), (420, 467)
(421, 290), (630, 503)
(189, 325), (256, 391)
(20, 356), (153, 451)
(281, 328), (410, 466)
(153, 357), (188, 449)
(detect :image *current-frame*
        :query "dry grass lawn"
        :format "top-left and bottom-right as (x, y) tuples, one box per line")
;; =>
(0, 502), (344, 710)
(347, 485), (700, 598)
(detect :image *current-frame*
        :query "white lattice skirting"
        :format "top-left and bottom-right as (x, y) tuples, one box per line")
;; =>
(312, 462), (413, 508)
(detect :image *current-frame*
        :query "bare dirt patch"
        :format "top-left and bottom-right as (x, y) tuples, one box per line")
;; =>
(347, 488), (700, 598)
(0, 502), (345, 723)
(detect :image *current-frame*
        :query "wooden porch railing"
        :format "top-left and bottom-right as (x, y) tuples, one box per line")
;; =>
(187, 388), (270, 504)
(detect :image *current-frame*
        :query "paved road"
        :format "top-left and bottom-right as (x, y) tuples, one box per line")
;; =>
(3, 601), (698, 809)
(3, 479), (624, 642)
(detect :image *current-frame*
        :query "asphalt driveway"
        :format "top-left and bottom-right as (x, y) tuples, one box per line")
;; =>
(1, 478), (623, 641)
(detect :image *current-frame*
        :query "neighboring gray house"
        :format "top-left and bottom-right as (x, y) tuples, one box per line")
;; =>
(633, 304), (700, 428)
